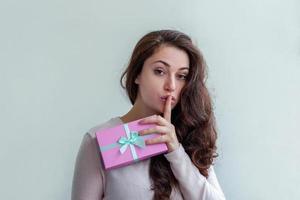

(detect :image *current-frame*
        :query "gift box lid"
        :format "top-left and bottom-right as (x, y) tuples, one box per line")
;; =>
(95, 115), (168, 170)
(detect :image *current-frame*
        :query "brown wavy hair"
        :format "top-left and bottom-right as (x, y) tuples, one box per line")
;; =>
(120, 30), (218, 199)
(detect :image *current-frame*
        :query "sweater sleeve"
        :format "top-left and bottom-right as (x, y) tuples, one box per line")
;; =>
(71, 133), (105, 200)
(164, 143), (226, 200)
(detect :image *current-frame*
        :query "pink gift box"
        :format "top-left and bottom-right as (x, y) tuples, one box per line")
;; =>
(96, 115), (168, 170)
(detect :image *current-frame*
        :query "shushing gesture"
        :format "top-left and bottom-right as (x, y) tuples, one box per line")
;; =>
(138, 95), (180, 153)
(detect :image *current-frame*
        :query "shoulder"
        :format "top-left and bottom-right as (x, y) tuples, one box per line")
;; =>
(86, 116), (123, 139)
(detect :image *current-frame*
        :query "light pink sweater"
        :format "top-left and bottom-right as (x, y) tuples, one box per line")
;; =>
(71, 117), (226, 200)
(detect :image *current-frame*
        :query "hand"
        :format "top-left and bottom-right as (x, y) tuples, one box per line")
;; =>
(138, 95), (180, 153)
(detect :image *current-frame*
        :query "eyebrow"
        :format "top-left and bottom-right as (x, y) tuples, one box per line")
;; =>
(152, 60), (189, 70)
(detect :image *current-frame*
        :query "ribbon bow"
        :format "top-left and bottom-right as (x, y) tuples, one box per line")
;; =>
(118, 131), (145, 154)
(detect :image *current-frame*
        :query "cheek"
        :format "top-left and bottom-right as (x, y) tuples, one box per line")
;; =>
(140, 76), (161, 93)
(139, 81), (158, 98)
(177, 82), (186, 94)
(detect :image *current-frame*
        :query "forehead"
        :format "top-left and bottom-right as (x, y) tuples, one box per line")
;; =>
(146, 45), (190, 69)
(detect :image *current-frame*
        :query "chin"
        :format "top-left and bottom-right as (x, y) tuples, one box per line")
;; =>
(151, 105), (164, 115)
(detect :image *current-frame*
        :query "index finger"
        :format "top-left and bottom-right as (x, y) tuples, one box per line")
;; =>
(163, 95), (172, 122)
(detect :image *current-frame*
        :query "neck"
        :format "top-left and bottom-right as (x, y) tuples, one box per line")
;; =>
(120, 98), (160, 124)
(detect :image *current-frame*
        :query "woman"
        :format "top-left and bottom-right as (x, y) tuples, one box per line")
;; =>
(72, 30), (226, 200)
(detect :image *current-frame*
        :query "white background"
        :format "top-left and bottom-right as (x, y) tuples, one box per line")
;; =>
(1, 0), (299, 199)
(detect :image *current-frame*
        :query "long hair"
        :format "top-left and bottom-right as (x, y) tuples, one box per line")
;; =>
(120, 30), (218, 199)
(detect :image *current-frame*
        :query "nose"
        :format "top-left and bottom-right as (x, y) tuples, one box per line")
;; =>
(164, 75), (176, 92)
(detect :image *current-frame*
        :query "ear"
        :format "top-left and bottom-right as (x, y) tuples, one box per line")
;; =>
(134, 75), (140, 84)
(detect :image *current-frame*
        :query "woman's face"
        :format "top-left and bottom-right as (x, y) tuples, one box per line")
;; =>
(135, 45), (190, 115)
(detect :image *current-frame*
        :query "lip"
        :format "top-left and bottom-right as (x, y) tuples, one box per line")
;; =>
(160, 95), (176, 102)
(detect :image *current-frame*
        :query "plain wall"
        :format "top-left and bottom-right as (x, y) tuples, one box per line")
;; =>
(0, 0), (299, 199)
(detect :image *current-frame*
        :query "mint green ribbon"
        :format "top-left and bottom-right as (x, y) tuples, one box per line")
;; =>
(117, 124), (145, 161)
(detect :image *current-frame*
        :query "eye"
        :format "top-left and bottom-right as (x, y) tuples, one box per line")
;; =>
(177, 74), (188, 80)
(154, 68), (165, 76)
